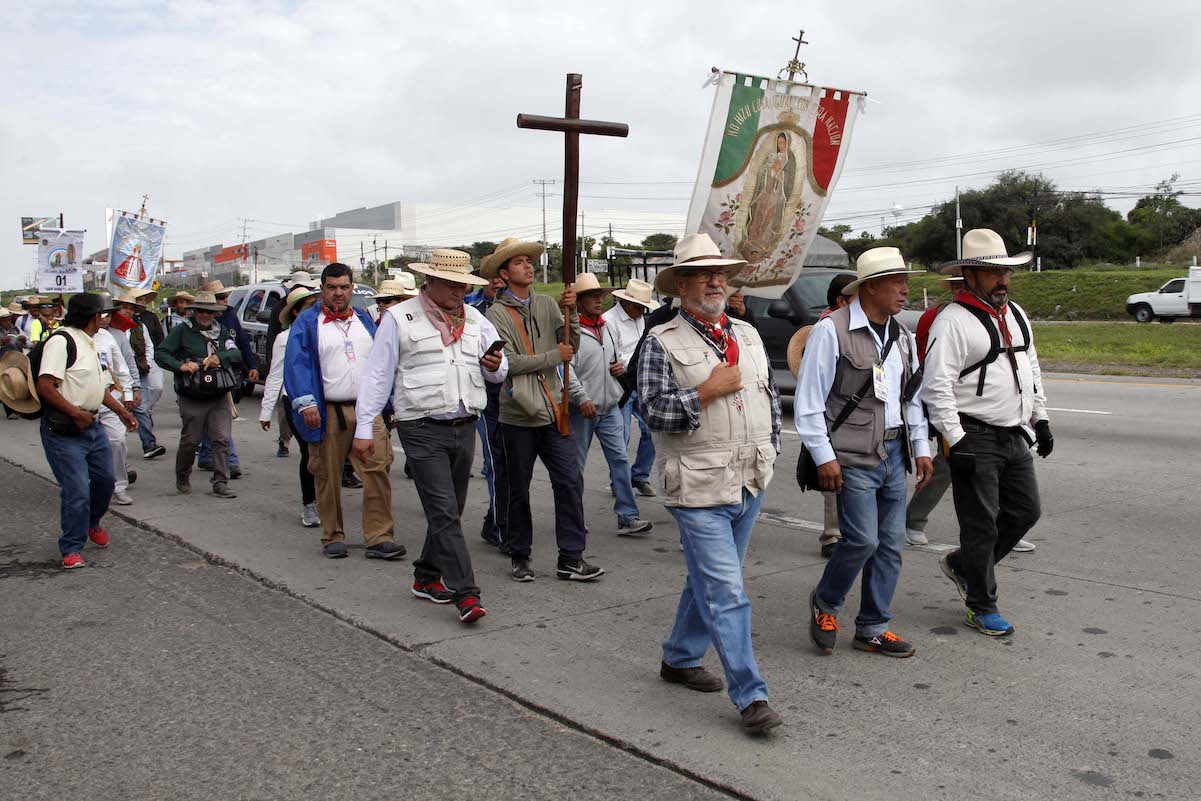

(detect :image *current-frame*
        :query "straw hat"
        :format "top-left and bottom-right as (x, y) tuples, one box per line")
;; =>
(6, 302), (27, 316)
(278, 286), (317, 326)
(611, 278), (659, 311)
(569, 273), (613, 297)
(480, 238), (546, 279)
(287, 270), (320, 289)
(115, 287), (157, 307)
(409, 250), (489, 286)
(653, 233), (747, 297)
(0, 351), (39, 415)
(375, 274), (419, 300)
(25, 295), (47, 307)
(188, 291), (226, 312)
(0, 307), (10, 320)
(170, 290), (196, 303)
(201, 279), (233, 297)
(841, 247), (925, 294)
(939, 275), (965, 290)
(938, 228), (1032, 274)
(786, 325), (814, 380)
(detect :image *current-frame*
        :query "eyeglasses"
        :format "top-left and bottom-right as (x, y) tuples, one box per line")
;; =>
(683, 270), (728, 283)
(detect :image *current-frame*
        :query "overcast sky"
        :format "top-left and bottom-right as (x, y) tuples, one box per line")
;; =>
(2, 0), (1199, 290)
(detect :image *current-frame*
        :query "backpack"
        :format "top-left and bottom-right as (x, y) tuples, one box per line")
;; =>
(21, 329), (78, 419)
(954, 300), (1031, 397)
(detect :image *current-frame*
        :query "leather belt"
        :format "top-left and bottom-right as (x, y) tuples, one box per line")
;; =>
(424, 415), (478, 427)
(882, 427), (903, 441)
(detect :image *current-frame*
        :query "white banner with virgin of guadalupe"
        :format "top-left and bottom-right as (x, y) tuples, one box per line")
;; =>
(107, 210), (166, 291)
(686, 71), (865, 298)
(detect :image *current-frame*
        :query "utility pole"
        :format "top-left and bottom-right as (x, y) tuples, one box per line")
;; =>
(533, 179), (555, 283)
(239, 217), (250, 283)
(580, 211), (586, 276)
(384, 240), (388, 280)
(955, 186), (963, 259)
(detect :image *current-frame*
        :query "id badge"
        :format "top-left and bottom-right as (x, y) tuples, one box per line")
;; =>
(343, 339), (357, 363)
(872, 363), (888, 402)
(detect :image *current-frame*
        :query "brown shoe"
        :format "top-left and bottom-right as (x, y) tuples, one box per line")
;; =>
(660, 662), (724, 692)
(740, 700), (783, 734)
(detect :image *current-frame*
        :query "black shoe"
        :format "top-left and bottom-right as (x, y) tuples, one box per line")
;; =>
(403, 461), (413, 479)
(556, 556), (605, 581)
(365, 541), (406, 560)
(143, 445), (166, 459)
(212, 482), (237, 499)
(342, 472), (363, 489)
(276, 444), (289, 458)
(126, 469), (137, 485)
(632, 480), (657, 497)
(820, 542), (836, 559)
(740, 700), (783, 735)
(229, 465), (242, 480)
(198, 460), (214, 471)
(660, 662), (724, 692)
(809, 589), (838, 654)
(176, 479), (191, 495)
(853, 631), (916, 658)
(510, 558), (535, 582)
(323, 541), (349, 559)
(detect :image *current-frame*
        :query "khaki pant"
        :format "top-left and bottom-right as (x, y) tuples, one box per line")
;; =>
(820, 491), (842, 547)
(177, 395), (232, 485)
(307, 403), (394, 546)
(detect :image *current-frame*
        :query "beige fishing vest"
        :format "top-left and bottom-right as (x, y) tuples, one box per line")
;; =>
(823, 305), (912, 470)
(387, 298), (488, 421)
(650, 315), (776, 508)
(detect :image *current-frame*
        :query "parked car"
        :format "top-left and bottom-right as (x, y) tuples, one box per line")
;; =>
(224, 280), (378, 388)
(743, 268), (923, 396)
(1125, 267), (1201, 323)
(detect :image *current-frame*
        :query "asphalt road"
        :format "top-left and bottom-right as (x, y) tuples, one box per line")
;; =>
(1, 371), (1198, 800)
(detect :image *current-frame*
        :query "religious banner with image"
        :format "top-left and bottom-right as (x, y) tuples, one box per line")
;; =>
(36, 228), (86, 293)
(107, 210), (166, 291)
(686, 71), (865, 297)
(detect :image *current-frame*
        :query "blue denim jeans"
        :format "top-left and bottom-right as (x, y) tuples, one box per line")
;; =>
(621, 393), (656, 483)
(40, 419), (115, 555)
(199, 434), (239, 467)
(571, 406), (639, 524)
(815, 439), (907, 638)
(132, 384), (158, 451)
(663, 489), (768, 711)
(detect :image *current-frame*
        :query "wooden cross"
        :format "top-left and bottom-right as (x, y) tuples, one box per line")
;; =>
(517, 73), (628, 434)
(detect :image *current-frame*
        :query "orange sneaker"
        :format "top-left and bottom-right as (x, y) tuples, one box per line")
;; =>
(62, 553), (85, 569)
(88, 527), (110, 548)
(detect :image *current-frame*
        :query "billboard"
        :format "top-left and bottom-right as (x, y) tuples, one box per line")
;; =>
(22, 215), (61, 245)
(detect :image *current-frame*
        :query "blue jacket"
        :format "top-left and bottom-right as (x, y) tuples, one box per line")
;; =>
(283, 304), (379, 443)
(217, 307), (258, 372)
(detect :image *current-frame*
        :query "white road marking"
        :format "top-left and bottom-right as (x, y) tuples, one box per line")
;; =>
(757, 511), (823, 532)
(1046, 407), (1111, 415)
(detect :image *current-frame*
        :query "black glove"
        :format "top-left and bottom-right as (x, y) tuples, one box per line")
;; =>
(1034, 419), (1054, 458)
(948, 438), (975, 476)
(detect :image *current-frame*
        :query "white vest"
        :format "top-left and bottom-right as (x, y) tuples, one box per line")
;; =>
(387, 298), (488, 421)
(650, 315), (776, 508)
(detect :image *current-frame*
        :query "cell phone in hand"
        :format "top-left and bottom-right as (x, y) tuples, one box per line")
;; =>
(485, 339), (506, 356)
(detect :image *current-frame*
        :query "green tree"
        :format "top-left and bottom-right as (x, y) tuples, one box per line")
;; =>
(817, 224), (853, 243)
(641, 233), (678, 251)
(1126, 174), (1201, 252)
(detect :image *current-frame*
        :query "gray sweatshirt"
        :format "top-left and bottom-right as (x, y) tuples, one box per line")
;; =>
(568, 324), (625, 414)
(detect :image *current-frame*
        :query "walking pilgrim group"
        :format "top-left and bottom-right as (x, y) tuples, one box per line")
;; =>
(0, 226), (1053, 735)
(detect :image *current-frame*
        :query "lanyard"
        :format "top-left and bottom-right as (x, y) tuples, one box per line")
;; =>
(867, 319), (898, 364)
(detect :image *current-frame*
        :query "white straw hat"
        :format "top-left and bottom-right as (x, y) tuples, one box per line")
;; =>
(842, 247), (925, 294)
(409, 250), (489, 286)
(938, 228), (1032, 274)
(375, 274), (419, 299)
(611, 278), (659, 310)
(653, 233), (747, 297)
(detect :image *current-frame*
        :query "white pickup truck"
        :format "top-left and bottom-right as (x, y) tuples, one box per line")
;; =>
(1125, 266), (1201, 323)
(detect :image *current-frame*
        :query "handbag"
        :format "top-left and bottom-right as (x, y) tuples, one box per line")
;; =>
(175, 338), (239, 400)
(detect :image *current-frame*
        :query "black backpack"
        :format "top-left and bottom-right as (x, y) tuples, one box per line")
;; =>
(955, 301), (1032, 397)
(20, 330), (77, 419)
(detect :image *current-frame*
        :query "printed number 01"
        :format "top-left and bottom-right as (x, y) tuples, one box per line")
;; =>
(55, 275), (67, 286)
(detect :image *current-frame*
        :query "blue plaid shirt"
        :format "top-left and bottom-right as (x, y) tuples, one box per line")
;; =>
(637, 321), (782, 452)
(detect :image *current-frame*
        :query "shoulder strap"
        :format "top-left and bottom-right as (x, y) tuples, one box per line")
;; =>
(828, 322), (898, 434)
(955, 300), (1001, 396)
(504, 305), (562, 416)
(1010, 304), (1031, 352)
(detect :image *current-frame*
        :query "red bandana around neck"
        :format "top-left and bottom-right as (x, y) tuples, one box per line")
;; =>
(685, 310), (739, 364)
(579, 314), (605, 335)
(322, 305), (354, 324)
(955, 289), (1013, 346)
(109, 312), (136, 333)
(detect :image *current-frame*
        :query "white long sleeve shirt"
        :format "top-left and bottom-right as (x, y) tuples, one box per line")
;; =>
(601, 302), (645, 366)
(793, 298), (930, 467)
(316, 313), (373, 403)
(921, 300), (1047, 448)
(94, 328), (135, 403)
(354, 308), (509, 439)
(259, 329), (289, 424)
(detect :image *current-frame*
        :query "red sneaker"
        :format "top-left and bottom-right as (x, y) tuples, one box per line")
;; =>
(456, 596), (486, 624)
(411, 579), (454, 604)
(88, 527), (110, 548)
(62, 553), (85, 569)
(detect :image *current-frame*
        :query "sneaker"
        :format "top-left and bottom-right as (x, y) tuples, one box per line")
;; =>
(212, 482), (237, 499)
(660, 662), (724, 692)
(342, 472), (363, 489)
(111, 491), (133, 506)
(905, 528), (929, 546)
(809, 589), (838, 654)
(365, 541), (406, 560)
(229, 465), (242, 480)
(411, 579), (454, 604)
(740, 700), (783, 735)
(276, 444), (289, 458)
(323, 542), (349, 559)
(510, 558), (535, 582)
(197, 460), (214, 471)
(853, 631), (916, 658)
(556, 556), (605, 581)
(87, 527), (110, 548)
(632, 480), (657, 497)
(966, 610), (1015, 637)
(176, 479), (191, 495)
(143, 445), (166, 459)
(62, 553), (85, 569)
(820, 542), (836, 559)
(939, 553), (969, 603)
(300, 502), (321, 528)
(1012, 539), (1036, 553)
(617, 518), (653, 536)
(126, 470), (137, 485)
(403, 461), (413, 480)
(457, 596), (487, 624)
